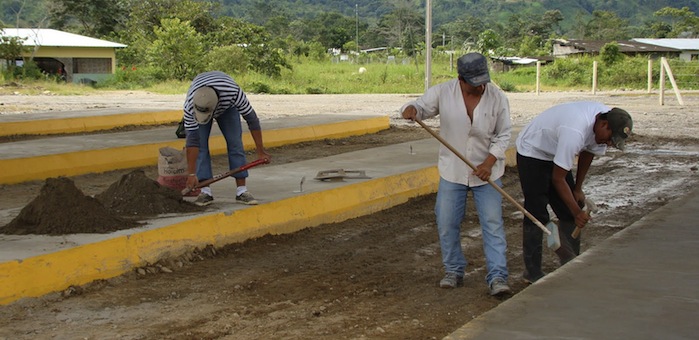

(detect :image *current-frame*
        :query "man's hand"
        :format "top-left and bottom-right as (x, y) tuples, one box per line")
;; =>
(574, 210), (591, 228)
(185, 174), (199, 191)
(474, 155), (496, 181)
(257, 150), (272, 164)
(401, 105), (417, 121)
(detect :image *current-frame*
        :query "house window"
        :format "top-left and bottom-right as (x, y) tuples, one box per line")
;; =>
(73, 58), (112, 73)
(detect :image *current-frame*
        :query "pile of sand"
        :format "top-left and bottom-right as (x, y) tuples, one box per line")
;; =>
(1, 170), (205, 236)
(2, 177), (140, 235)
(95, 169), (203, 216)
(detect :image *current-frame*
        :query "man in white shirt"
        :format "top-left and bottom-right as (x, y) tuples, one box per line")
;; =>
(515, 101), (633, 283)
(401, 52), (513, 296)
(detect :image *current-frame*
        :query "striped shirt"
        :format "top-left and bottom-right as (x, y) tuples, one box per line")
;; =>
(183, 71), (260, 132)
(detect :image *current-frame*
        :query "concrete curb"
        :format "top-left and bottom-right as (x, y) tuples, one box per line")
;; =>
(0, 116), (390, 184)
(0, 110), (182, 137)
(0, 166), (438, 305)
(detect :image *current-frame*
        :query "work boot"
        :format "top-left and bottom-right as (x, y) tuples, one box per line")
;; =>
(522, 223), (545, 282)
(439, 272), (464, 288)
(489, 277), (512, 296)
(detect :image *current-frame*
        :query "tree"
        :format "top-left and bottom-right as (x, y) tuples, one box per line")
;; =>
(47, 0), (128, 37)
(147, 18), (204, 81)
(205, 17), (291, 78)
(600, 42), (623, 65)
(205, 45), (248, 75)
(583, 10), (630, 40)
(439, 16), (486, 50)
(0, 33), (26, 71)
(374, 5), (423, 51)
(477, 29), (501, 56)
(114, 0), (215, 68)
(651, 6), (699, 38)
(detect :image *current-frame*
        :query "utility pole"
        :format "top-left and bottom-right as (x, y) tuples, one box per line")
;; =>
(355, 4), (359, 55)
(425, 0), (432, 91)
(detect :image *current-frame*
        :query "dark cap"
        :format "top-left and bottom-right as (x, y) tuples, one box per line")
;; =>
(606, 107), (633, 150)
(193, 86), (218, 125)
(457, 52), (490, 87)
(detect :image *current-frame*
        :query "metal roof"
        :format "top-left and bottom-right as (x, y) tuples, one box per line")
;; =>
(632, 38), (699, 50)
(554, 39), (680, 53)
(1, 28), (126, 48)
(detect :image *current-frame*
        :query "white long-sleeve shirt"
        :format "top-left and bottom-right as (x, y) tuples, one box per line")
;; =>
(401, 79), (512, 187)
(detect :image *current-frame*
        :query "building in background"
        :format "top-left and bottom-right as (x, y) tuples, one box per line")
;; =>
(1, 28), (126, 84)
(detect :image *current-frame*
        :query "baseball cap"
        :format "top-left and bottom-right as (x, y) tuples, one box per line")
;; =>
(457, 53), (490, 87)
(193, 86), (218, 124)
(606, 107), (633, 150)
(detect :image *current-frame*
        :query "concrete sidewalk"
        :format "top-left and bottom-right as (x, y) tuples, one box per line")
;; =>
(0, 113), (390, 184)
(446, 186), (699, 340)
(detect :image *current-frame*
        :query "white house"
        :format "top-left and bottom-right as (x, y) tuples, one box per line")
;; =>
(1, 28), (127, 83)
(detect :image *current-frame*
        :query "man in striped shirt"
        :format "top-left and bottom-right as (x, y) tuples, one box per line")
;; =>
(183, 71), (271, 206)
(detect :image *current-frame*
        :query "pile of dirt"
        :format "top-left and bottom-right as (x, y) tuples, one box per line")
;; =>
(1, 177), (140, 235)
(95, 169), (203, 216)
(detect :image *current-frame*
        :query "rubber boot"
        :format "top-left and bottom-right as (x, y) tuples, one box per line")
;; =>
(555, 220), (580, 265)
(522, 223), (545, 282)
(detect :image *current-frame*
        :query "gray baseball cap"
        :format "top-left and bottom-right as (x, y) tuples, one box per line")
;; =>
(193, 86), (218, 125)
(457, 53), (490, 87)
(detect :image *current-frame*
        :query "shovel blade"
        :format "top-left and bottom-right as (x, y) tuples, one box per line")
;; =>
(546, 221), (561, 250)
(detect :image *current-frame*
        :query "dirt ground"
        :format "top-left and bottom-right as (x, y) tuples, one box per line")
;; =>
(0, 90), (698, 339)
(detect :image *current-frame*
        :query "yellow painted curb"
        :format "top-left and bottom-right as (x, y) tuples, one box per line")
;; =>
(0, 166), (438, 305)
(0, 116), (389, 184)
(0, 110), (183, 137)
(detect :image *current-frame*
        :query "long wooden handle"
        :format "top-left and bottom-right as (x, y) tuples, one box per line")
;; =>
(181, 158), (269, 195)
(415, 119), (551, 235)
(572, 199), (596, 239)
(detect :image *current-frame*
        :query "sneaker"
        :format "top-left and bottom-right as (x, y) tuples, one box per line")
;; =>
(236, 191), (258, 205)
(194, 193), (214, 207)
(439, 272), (464, 289)
(489, 277), (512, 296)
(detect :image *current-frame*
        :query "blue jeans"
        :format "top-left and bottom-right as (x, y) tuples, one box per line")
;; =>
(196, 106), (248, 182)
(435, 177), (509, 284)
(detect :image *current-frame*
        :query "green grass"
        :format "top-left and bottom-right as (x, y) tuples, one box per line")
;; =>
(4, 54), (699, 96)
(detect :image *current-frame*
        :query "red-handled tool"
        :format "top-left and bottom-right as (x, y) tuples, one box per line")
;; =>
(181, 158), (270, 195)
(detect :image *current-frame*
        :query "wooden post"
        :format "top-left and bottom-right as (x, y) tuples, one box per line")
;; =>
(659, 58), (666, 105)
(592, 61), (598, 94)
(536, 61), (541, 95)
(647, 59), (652, 94)
(660, 57), (684, 105)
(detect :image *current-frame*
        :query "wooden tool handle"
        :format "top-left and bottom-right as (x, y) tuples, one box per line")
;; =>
(181, 158), (269, 195)
(572, 200), (595, 239)
(415, 119), (550, 235)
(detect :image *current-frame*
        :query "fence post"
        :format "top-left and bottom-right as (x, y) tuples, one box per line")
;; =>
(592, 61), (598, 94)
(659, 58), (666, 105)
(647, 59), (652, 94)
(536, 61), (541, 96)
(660, 57), (685, 105)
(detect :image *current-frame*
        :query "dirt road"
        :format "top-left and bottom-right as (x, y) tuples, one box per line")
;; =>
(0, 90), (698, 339)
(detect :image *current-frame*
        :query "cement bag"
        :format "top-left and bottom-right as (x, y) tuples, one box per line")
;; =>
(157, 146), (200, 196)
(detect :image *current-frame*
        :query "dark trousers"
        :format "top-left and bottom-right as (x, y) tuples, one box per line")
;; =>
(516, 153), (581, 279)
